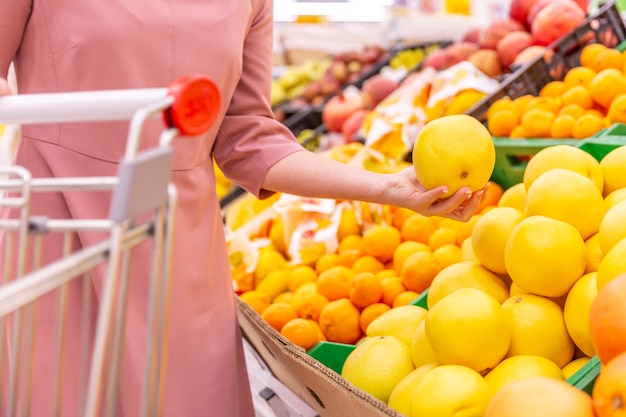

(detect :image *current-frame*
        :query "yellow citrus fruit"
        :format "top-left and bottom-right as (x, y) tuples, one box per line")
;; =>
(366, 304), (428, 347)
(287, 264), (318, 293)
(572, 113), (606, 139)
(426, 261), (510, 309)
(522, 144), (604, 192)
(317, 298), (362, 344)
(497, 182), (526, 212)
(584, 233), (603, 274)
(362, 224), (402, 263)
(484, 355), (565, 394)
(411, 365), (492, 417)
(261, 301), (299, 332)
(580, 43), (608, 69)
(590, 68), (626, 110)
(563, 66), (597, 90)
(255, 247), (288, 281)
(388, 363), (439, 416)
(410, 321), (440, 368)
(432, 243), (462, 270)
(520, 108), (556, 138)
(280, 318), (323, 350)
(596, 237), (626, 291)
(484, 376), (595, 417)
(393, 240), (431, 274)
(562, 356), (591, 379)
(539, 80), (566, 98)
(599, 145), (626, 197)
(471, 207), (525, 274)
(341, 335), (415, 403)
(460, 237), (479, 262)
(427, 227), (458, 250)
(505, 216), (587, 298)
(598, 199), (626, 255)
(256, 269), (290, 301)
(502, 293), (575, 368)
(564, 272), (598, 357)
(400, 251), (442, 293)
(550, 114), (576, 138)
(239, 290), (271, 314)
(412, 114), (495, 198)
(604, 187), (626, 209)
(562, 85), (594, 110)
(525, 168), (606, 240)
(425, 288), (511, 374)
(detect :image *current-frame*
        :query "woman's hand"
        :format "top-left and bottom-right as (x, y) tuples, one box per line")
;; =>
(0, 77), (13, 95)
(383, 166), (489, 222)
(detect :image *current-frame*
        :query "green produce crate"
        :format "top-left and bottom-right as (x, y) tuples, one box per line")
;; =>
(491, 125), (626, 190)
(568, 355), (602, 395)
(467, 0), (626, 123)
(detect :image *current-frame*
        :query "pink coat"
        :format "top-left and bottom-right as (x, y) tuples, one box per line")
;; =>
(0, 0), (303, 416)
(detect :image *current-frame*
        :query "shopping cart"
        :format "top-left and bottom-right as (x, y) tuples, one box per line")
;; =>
(0, 75), (220, 417)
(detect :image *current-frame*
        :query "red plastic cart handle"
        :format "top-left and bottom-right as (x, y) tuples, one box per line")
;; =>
(164, 74), (221, 136)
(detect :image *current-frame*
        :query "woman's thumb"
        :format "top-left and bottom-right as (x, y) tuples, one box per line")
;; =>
(0, 78), (13, 95)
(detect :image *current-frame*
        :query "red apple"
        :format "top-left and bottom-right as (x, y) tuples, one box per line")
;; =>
(422, 48), (449, 71)
(497, 30), (535, 69)
(531, 1), (587, 46)
(444, 42), (480, 66)
(321, 91), (366, 133)
(463, 27), (484, 44)
(512, 45), (548, 66)
(341, 109), (370, 143)
(467, 49), (503, 77)
(361, 75), (400, 109)
(509, 0), (543, 28)
(479, 18), (527, 50)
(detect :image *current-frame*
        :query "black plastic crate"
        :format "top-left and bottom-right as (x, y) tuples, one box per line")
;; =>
(467, 0), (626, 123)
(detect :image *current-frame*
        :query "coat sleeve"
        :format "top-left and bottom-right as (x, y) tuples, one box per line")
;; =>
(0, 0), (31, 78)
(212, 0), (305, 199)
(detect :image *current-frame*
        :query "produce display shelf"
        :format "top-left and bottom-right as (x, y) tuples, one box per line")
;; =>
(491, 123), (626, 190)
(467, 0), (626, 124)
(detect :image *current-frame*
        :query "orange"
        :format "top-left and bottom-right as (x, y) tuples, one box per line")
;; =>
(589, 273), (626, 364)
(273, 292), (294, 305)
(563, 66), (597, 90)
(315, 253), (340, 275)
(392, 207), (417, 230)
(528, 96), (561, 114)
(509, 125), (526, 138)
(376, 269), (397, 280)
(239, 290), (271, 314)
(486, 96), (514, 120)
(539, 80), (566, 98)
(592, 351), (626, 416)
(521, 108), (555, 138)
(484, 376), (595, 417)
(261, 302), (299, 332)
(349, 272), (384, 308)
(558, 103), (586, 119)
(572, 113), (605, 139)
(511, 95), (536, 117)
(338, 234), (366, 255)
(392, 240), (431, 274)
(428, 227), (458, 250)
(580, 43), (608, 69)
(432, 243), (463, 270)
(359, 302), (391, 333)
(476, 182), (504, 213)
(400, 251), (442, 293)
(380, 276), (407, 306)
(362, 224), (402, 263)
(280, 318), (323, 350)
(336, 249), (361, 268)
(400, 213), (438, 243)
(592, 48), (625, 72)
(607, 93), (626, 124)
(316, 265), (355, 301)
(291, 291), (329, 321)
(392, 291), (421, 307)
(456, 213), (482, 245)
(318, 298), (362, 344)
(351, 254), (385, 275)
(561, 85), (594, 110)
(550, 114), (576, 138)
(590, 68), (626, 110)
(287, 265), (318, 293)
(488, 109), (519, 137)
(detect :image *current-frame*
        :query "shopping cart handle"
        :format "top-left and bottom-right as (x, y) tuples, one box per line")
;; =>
(0, 74), (221, 136)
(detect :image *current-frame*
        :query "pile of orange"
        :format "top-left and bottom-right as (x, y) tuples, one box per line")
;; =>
(238, 183), (504, 350)
(487, 43), (626, 140)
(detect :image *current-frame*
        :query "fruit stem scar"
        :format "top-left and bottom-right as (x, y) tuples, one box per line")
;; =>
(613, 395), (623, 410)
(460, 171), (468, 179)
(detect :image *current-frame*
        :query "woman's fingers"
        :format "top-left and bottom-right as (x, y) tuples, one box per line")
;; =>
(0, 78), (13, 95)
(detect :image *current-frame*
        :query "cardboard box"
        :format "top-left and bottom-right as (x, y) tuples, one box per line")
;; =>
(236, 297), (403, 417)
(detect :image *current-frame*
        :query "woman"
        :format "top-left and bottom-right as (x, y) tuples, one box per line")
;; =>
(0, 1), (484, 416)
